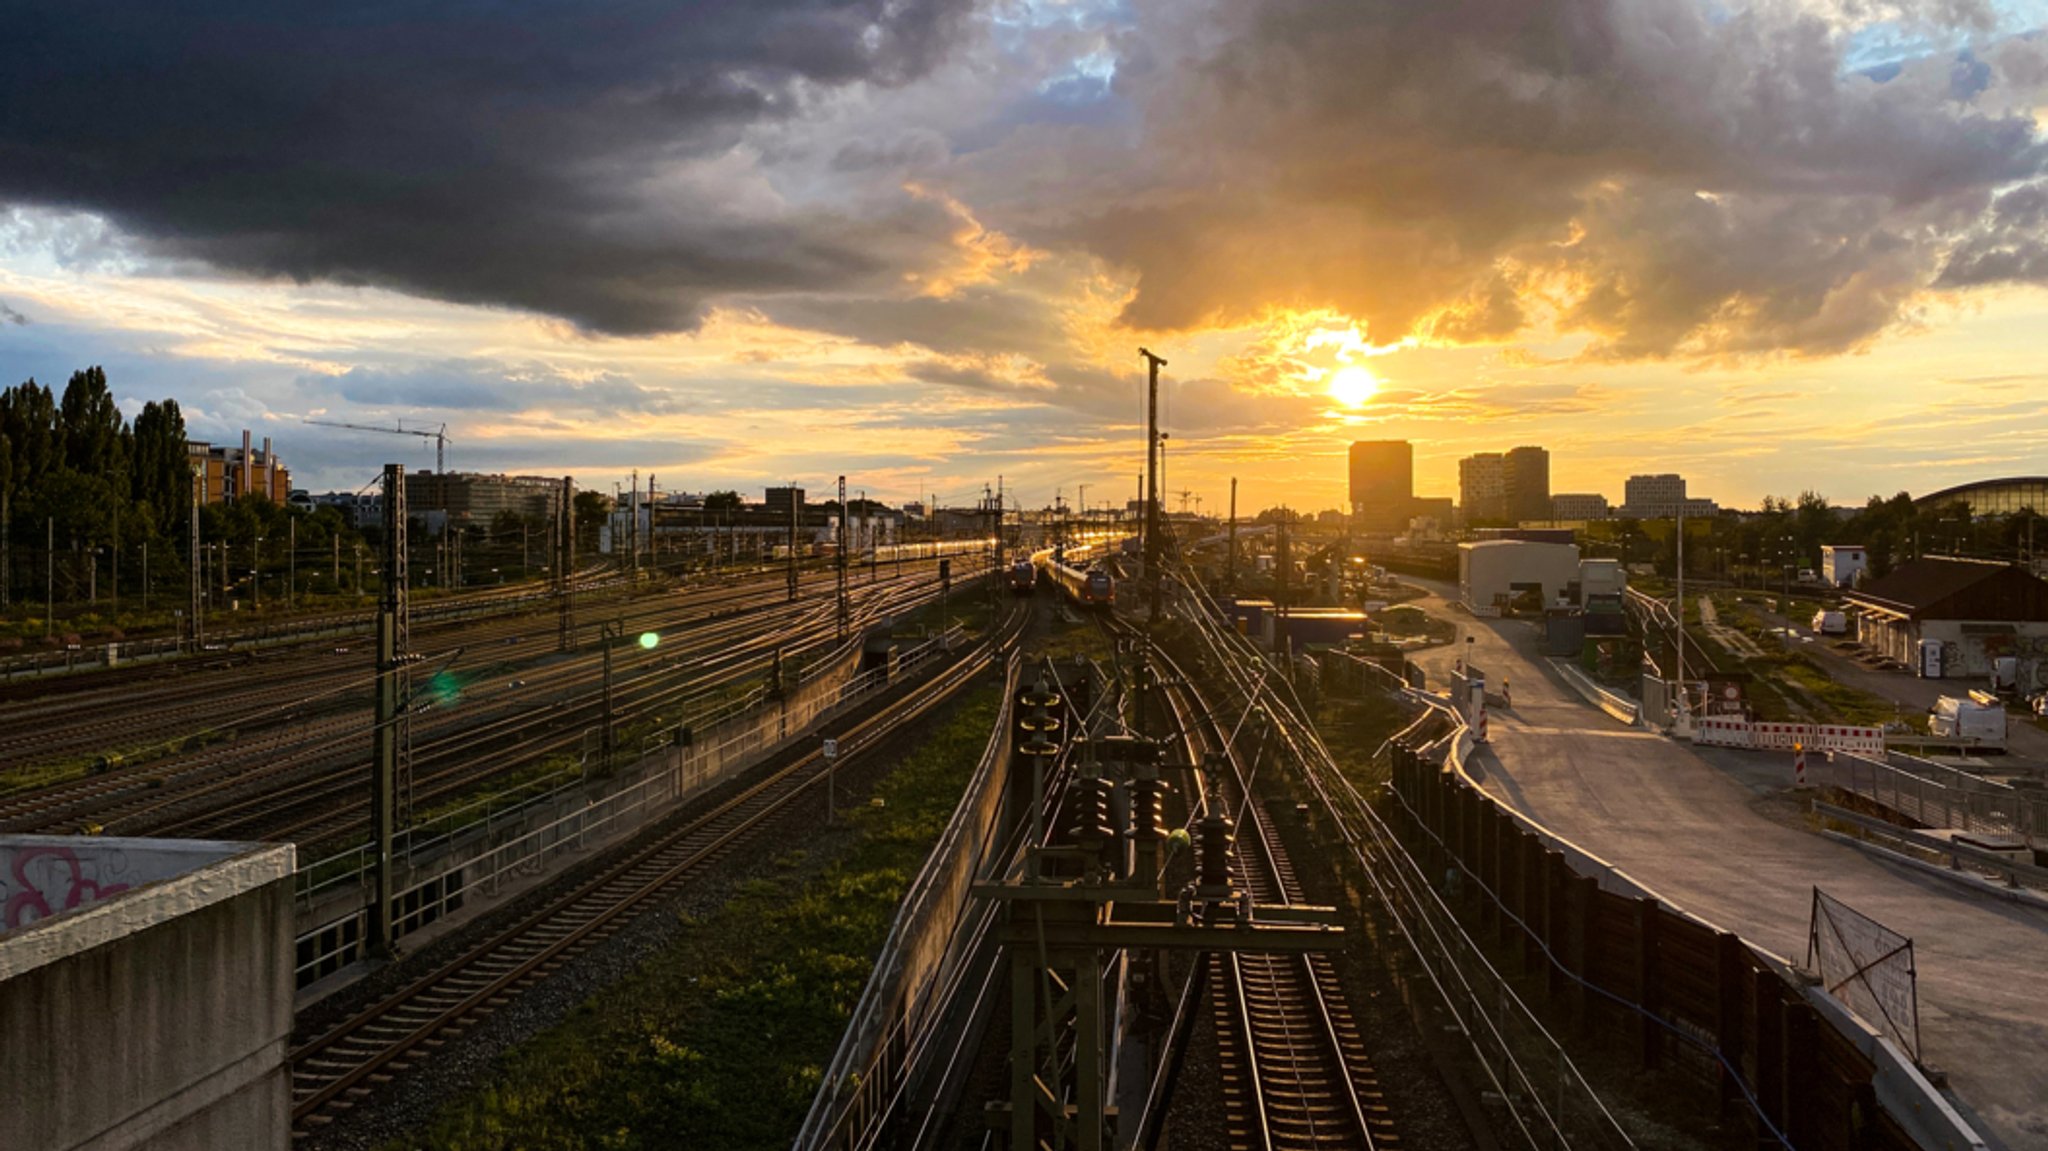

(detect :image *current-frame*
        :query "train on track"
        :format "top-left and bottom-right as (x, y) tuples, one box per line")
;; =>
(1007, 558), (1037, 594)
(1039, 548), (1116, 609)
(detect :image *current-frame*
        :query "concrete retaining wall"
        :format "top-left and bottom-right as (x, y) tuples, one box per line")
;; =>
(1, 837), (297, 1151)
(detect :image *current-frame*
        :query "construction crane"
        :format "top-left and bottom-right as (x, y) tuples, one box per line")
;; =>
(306, 419), (449, 474)
(307, 418), (454, 587)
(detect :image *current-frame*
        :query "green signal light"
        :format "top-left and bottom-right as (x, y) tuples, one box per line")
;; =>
(638, 632), (659, 650)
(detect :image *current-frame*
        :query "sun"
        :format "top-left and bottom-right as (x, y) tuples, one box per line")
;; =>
(1326, 364), (1378, 408)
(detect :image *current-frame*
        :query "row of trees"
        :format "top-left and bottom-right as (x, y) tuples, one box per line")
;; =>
(1592, 490), (2043, 583)
(0, 368), (196, 554)
(0, 366), (380, 614)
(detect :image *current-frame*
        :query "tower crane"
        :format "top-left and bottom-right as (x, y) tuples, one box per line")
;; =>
(306, 419), (449, 474)
(307, 419), (455, 587)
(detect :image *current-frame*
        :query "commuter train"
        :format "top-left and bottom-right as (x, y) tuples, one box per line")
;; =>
(1042, 553), (1116, 609)
(1008, 558), (1037, 594)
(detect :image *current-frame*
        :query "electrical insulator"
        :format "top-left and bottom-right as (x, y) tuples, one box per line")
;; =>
(1197, 811), (1235, 892)
(1128, 779), (1167, 844)
(1067, 776), (1115, 854)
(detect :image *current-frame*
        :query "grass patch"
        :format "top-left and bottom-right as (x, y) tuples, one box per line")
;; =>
(1316, 692), (1413, 792)
(390, 680), (1004, 1151)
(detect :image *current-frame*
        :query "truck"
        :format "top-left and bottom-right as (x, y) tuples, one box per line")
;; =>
(1929, 693), (2007, 750)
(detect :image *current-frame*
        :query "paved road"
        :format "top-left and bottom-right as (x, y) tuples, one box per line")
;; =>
(1403, 583), (2048, 1149)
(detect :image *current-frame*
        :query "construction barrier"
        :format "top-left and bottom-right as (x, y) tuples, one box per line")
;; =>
(1693, 718), (1883, 756)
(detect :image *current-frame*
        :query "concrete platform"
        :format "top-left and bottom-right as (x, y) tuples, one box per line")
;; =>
(2, 835), (296, 1151)
(1403, 582), (2048, 1150)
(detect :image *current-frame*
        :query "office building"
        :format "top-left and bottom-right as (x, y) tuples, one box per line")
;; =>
(1551, 493), (1610, 520)
(1504, 446), (1550, 524)
(405, 472), (561, 533)
(1621, 473), (1685, 518)
(1347, 440), (1413, 531)
(1459, 453), (1506, 523)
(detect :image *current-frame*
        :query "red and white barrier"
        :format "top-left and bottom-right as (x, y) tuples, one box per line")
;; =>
(1691, 718), (1883, 756)
(1794, 743), (1808, 788)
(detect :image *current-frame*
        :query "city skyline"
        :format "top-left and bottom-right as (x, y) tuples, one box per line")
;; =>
(6, 2), (2048, 510)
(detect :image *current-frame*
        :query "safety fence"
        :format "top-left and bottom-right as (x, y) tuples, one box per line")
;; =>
(795, 654), (1024, 1151)
(1808, 889), (1920, 1064)
(1390, 745), (1964, 1151)
(291, 625), (964, 986)
(1694, 717), (1886, 756)
(1816, 753), (2047, 847)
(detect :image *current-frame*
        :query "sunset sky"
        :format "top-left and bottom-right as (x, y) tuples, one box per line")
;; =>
(5, 0), (2048, 513)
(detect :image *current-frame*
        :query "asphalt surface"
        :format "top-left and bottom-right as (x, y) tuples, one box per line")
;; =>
(1402, 582), (2048, 1150)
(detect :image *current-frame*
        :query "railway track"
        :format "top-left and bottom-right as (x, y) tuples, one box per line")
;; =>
(288, 601), (1021, 1140)
(1139, 620), (1391, 1151)
(1, 559), (982, 842)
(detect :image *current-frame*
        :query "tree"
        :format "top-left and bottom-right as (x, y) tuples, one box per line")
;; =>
(130, 399), (193, 538)
(573, 490), (612, 550)
(58, 367), (128, 485)
(0, 379), (60, 513)
(702, 490), (742, 512)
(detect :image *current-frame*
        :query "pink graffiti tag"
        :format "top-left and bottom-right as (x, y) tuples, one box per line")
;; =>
(4, 847), (131, 929)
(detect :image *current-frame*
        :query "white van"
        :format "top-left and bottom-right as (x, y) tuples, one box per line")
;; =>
(1810, 609), (1846, 635)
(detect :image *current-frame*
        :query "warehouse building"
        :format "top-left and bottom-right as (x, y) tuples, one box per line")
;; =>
(1845, 557), (2048, 679)
(1459, 539), (1581, 616)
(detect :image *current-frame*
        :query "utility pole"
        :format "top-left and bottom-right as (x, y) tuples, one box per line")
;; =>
(288, 516), (296, 609)
(1139, 347), (1166, 626)
(836, 475), (849, 641)
(46, 518), (53, 638)
(1227, 477), (1239, 593)
(600, 620), (617, 765)
(141, 540), (148, 612)
(189, 479), (202, 651)
(557, 477), (577, 652)
(1, 489), (9, 609)
(369, 463), (408, 961)
(787, 482), (800, 602)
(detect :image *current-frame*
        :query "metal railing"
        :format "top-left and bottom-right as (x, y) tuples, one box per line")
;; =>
(1818, 753), (2046, 847)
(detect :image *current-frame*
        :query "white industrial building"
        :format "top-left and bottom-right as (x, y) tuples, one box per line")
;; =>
(1459, 540), (1581, 615)
(1821, 545), (1867, 588)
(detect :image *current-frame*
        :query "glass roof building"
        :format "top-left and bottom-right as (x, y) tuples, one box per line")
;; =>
(1915, 478), (2048, 518)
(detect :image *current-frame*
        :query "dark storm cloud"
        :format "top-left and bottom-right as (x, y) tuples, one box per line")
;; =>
(304, 362), (688, 416)
(995, 0), (2048, 358)
(0, 301), (26, 326)
(0, 0), (979, 334)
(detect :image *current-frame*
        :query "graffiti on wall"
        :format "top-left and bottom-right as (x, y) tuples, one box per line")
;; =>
(2, 846), (133, 930)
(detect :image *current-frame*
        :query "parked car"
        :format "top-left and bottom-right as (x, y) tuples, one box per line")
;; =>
(1810, 609), (1847, 635)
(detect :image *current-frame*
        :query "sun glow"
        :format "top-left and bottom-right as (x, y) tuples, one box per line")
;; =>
(1327, 364), (1378, 408)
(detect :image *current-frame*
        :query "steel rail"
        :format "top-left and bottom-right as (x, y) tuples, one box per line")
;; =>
(288, 608), (1017, 1136)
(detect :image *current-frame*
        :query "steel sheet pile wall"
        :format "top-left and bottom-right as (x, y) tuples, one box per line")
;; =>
(796, 655), (1022, 1151)
(1389, 746), (1935, 1151)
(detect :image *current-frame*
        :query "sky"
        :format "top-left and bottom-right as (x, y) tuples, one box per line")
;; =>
(4, 0), (2048, 514)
